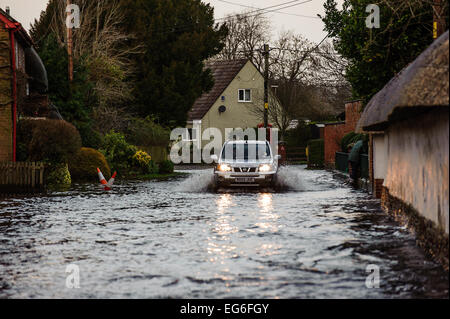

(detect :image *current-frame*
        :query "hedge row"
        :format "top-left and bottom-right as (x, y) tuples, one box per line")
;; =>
(307, 139), (324, 168)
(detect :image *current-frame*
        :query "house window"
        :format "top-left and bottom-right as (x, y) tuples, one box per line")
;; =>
(238, 89), (252, 102)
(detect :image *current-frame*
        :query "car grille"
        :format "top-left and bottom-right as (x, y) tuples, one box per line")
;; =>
(233, 167), (257, 173)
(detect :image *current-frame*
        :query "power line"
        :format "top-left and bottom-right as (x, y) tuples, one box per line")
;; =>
(215, 0), (320, 19)
(240, 0), (314, 19)
(214, 0), (309, 19)
(155, 0), (314, 35)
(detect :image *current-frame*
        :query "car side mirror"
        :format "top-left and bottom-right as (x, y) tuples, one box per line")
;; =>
(211, 155), (218, 162)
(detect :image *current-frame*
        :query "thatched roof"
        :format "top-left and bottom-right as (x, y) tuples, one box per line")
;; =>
(357, 31), (449, 132)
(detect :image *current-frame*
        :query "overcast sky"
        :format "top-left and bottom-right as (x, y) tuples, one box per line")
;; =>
(0, 0), (341, 43)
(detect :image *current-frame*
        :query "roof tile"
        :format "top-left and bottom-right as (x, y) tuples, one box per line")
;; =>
(188, 59), (248, 121)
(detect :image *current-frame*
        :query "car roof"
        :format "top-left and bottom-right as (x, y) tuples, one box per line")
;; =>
(224, 140), (269, 145)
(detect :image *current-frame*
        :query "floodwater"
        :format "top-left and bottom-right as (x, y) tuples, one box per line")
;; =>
(0, 166), (448, 299)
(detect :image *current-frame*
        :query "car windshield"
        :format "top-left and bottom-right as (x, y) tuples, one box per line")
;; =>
(221, 143), (271, 161)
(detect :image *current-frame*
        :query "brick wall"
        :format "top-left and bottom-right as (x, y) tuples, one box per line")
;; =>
(324, 100), (362, 166)
(374, 179), (384, 199)
(324, 122), (347, 165)
(0, 27), (13, 162)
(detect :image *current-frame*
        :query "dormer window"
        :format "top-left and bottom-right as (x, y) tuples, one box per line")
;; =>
(238, 89), (251, 102)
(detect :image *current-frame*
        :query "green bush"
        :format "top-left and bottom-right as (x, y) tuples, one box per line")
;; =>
(78, 124), (103, 149)
(341, 132), (369, 153)
(159, 160), (174, 174)
(16, 119), (34, 161)
(139, 145), (168, 164)
(307, 139), (324, 168)
(285, 122), (312, 147)
(45, 163), (71, 190)
(132, 150), (156, 174)
(100, 131), (137, 173)
(126, 117), (170, 147)
(69, 147), (111, 182)
(149, 161), (160, 174)
(21, 119), (81, 163)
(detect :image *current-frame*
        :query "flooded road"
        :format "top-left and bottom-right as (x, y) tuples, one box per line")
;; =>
(0, 166), (448, 298)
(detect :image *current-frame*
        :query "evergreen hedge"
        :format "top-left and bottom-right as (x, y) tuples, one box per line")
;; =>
(307, 139), (324, 168)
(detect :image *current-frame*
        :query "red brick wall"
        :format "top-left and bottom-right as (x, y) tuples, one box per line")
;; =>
(0, 27), (13, 162)
(374, 179), (384, 199)
(324, 101), (362, 166)
(324, 122), (347, 165)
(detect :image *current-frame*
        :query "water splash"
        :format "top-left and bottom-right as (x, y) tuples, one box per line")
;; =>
(275, 166), (306, 191)
(174, 169), (215, 192)
(175, 166), (328, 193)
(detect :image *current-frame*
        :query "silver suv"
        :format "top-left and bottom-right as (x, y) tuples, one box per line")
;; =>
(211, 140), (280, 188)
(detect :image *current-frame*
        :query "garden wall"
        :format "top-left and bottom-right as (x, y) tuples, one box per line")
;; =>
(324, 100), (362, 167)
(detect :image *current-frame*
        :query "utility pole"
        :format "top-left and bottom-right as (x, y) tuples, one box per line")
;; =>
(263, 44), (269, 131)
(67, 0), (74, 82)
(433, 0), (446, 39)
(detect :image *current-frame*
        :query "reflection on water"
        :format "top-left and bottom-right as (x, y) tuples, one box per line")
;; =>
(0, 166), (448, 299)
(256, 193), (279, 233)
(207, 194), (238, 265)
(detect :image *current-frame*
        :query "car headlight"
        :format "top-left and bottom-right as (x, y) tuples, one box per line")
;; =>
(218, 164), (232, 172)
(258, 164), (272, 172)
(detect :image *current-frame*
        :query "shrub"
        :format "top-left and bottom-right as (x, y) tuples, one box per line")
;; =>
(100, 131), (137, 173)
(307, 139), (324, 168)
(16, 119), (41, 161)
(26, 119), (81, 163)
(45, 163), (71, 190)
(139, 145), (168, 164)
(78, 124), (103, 149)
(149, 160), (159, 174)
(341, 132), (369, 153)
(69, 148), (111, 182)
(126, 117), (170, 147)
(159, 160), (174, 174)
(132, 150), (152, 173)
(285, 122), (312, 147)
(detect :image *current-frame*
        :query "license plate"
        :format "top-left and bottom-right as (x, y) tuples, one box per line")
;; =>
(235, 178), (255, 183)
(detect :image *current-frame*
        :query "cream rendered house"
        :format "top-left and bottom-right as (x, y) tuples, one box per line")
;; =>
(187, 59), (272, 148)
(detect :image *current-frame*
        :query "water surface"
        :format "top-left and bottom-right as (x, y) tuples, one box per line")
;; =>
(0, 166), (448, 298)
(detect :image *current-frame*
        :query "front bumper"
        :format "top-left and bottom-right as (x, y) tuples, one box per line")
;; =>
(214, 172), (277, 187)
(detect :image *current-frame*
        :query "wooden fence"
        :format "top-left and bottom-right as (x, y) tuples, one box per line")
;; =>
(0, 162), (45, 193)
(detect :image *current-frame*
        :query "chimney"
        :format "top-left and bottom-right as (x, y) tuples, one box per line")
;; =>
(6, 6), (10, 15)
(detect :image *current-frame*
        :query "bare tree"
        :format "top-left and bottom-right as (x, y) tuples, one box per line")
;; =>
(213, 12), (271, 69)
(215, 11), (351, 136)
(38, 0), (142, 108)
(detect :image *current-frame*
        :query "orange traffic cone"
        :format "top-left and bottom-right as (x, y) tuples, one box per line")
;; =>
(97, 168), (108, 185)
(97, 168), (117, 191)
